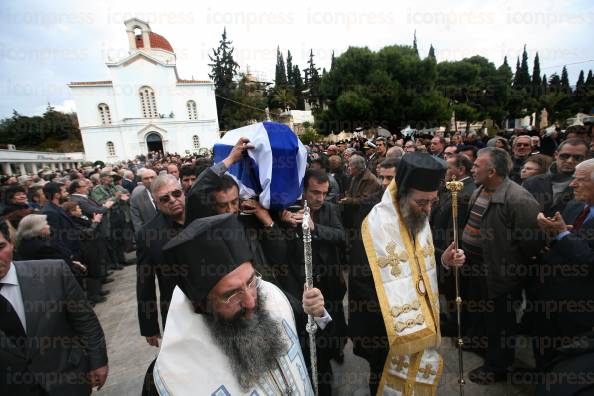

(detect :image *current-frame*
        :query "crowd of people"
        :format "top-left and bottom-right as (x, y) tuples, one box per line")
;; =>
(1, 120), (594, 395)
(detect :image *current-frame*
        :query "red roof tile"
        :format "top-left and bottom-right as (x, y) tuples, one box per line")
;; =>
(135, 32), (174, 53)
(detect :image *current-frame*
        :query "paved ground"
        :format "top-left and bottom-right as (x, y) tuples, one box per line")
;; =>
(93, 265), (534, 395)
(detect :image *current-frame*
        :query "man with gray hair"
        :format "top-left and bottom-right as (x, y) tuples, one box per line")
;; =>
(463, 147), (545, 384)
(136, 173), (185, 349)
(130, 168), (157, 233)
(533, 158), (594, 392)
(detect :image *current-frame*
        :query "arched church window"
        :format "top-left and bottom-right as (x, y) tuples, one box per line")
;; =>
(187, 100), (198, 120)
(98, 103), (111, 125)
(192, 135), (200, 150)
(106, 141), (116, 156)
(139, 86), (158, 118)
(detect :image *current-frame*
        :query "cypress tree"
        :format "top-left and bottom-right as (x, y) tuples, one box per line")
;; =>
(413, 30), (418, 56)
(274, 47), (288, 88)
(330, 50), (336, 70)
(286, 50), (294, 86)
(576, 70), (585, 94)
(428, 44), (436, 60)
(512, 57), (521, 89)
(292, 65), (305, 110)
(305, 49), (321, 108)
(560, 66), (570, 93)
(531, 52), (541, 96)
(541, 74), (548, 95)
(519, 45), (531, 89)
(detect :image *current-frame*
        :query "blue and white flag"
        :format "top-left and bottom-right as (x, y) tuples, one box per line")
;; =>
(213, 122), (307, 210)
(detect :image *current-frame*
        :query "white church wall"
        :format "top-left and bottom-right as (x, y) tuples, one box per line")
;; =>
(109, 58), (177, 120)
(80, 127), (127, 162)
(174, 85), (219, 123)
(70, 86), (116, 127)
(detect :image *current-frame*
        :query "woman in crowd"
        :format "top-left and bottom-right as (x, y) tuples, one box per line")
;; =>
(520, 153), (552, 182)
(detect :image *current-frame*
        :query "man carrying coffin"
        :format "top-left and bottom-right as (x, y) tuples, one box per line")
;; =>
(349, 152), (466, 395)
(153, 214), (329, 395)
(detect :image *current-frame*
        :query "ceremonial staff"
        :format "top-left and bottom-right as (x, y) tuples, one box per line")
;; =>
(302, 201), (319, 396)
(445, 177), (465, 396)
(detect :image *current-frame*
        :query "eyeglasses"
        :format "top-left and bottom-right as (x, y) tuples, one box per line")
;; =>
(515, 143), (531, 148)
(221, 272), (262, 305)
(558, 153), (585, 162)
(413, 198), (439, 207)
(158, 189), (183, 204)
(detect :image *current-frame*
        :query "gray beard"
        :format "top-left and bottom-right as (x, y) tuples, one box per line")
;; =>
(204, 290), (288, 391)
(399, 196), (428, 238)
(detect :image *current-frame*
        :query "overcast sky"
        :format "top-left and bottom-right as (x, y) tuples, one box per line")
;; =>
(0, 0), (592, 118)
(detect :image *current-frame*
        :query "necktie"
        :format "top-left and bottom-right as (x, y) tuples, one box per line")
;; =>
(572, 206), (590, 232)
(0, 283), (26, 338)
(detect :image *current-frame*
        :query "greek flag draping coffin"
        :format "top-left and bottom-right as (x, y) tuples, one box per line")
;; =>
(213, 122), (307, 210)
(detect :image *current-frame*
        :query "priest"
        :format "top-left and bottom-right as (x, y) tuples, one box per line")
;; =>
(153, 214), (329, 395)
(349, 152), (466, 395)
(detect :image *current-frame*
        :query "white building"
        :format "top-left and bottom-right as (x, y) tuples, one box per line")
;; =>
(68, 18), (219, 162)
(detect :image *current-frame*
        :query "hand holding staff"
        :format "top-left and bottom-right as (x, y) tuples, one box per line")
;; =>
(445, 177), (466, 396)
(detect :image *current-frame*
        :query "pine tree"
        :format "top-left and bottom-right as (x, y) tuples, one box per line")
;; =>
(208, 27), (239, 128)
(531, 52), (541, 96)
(560, 66), (570, 93)
(575, 70), (585, 94)
(292, 65), (305, 110)
(519, 45), (531, 89)
(304, 49), (321, 108)
(286, 50), (294, 86)
(428, 44), (436, 60)
(274, 47), (288, 88)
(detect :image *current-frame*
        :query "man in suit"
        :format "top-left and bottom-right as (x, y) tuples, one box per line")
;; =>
(121, 170), (137, 194)
(536, 158), (594, 370)
(130, 169), (157, 234)
(0, 219), (108, 395)
(523, 138), (589, 217)
(69, 179), (115, 218)
(136, 174), (185, 347)
(42, 182), (80, 262)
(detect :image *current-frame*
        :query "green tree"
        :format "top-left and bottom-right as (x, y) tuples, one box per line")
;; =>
(531, 52), (541, 96)
(560, 66), (571, 93)
(304, 49), (321, 109)
(518, 45), (531, 89)
(209, 28), (240, 129)
(575, 70), (585, 95)
(412, 30), (418, 56)
(274, 47), (288, 88)
(220, 74), (268, 130)
(286, 50), (294, 86)
(292, 65), (306, 110)
(428, 44), (436, 60)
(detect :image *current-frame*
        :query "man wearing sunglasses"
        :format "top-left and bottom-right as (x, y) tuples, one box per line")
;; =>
(510, 135), (533, 183)
(136, 174), (186, 350)
(523, 138), (589, 217)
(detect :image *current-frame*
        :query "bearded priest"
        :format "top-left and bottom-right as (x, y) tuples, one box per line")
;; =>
(152, 214), (327, 395)
(349, 152), (466, 395)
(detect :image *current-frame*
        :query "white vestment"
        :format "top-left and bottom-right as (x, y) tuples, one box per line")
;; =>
(153, 282), (314, 396)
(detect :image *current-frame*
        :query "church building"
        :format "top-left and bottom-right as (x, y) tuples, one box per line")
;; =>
(68, 18), (219, 162)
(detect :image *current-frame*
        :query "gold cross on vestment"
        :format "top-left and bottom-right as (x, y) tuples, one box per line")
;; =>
(378, 241), (408, 278)
(391, 355), (409, 372)
(419, 363), (437, 379)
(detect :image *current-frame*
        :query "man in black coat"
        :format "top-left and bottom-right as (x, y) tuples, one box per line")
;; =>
(136, 174), (186, 346)
(0, 219), (108, 396)
(523, 138), (589, 216)
(278, 169), (346, 395)
(42, 182), (81, 260)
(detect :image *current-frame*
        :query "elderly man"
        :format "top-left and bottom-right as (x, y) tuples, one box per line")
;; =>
(340, 155), (382, 206)
(430, 136), (446, 158)
(533, 159), (594, 393)
(136, 174), (186, 347)
(523, 138), (589, 216)
(510, 135), (533, 183)
(349, 153), (465, 394)
(130, 168), (157, 234)
(463, 147), (544, 384)
(153, 214), (328, 395)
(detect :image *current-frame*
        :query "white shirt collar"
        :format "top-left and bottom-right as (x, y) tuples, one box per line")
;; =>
(0, 262), (19, 286)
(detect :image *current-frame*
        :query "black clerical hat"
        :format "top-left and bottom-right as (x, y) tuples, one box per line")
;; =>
(396, 152), (447, 197)
(163, 214), (253, 312)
